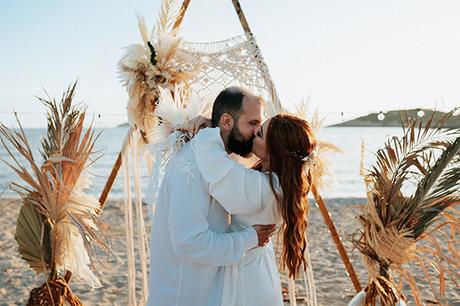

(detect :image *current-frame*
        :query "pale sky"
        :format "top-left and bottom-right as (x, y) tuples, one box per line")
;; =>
(1, 0), (459, 127)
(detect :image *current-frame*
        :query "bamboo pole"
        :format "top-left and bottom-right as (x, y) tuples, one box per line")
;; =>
(230, 0), (283, 113)
(98, 1), (191, 209)
(311, 184), (362, 292)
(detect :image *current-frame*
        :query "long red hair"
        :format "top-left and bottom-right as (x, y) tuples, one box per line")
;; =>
(264, 114), (316, 278)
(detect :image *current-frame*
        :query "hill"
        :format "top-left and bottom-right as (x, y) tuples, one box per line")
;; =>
(331, 109), (460, 128)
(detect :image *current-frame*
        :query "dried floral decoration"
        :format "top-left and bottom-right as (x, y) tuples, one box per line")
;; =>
(352, 111), (460, 305)
(117, 0), (197, 143)
(0, 83), (108, 306)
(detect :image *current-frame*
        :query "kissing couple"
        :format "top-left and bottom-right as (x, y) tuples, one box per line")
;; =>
(148, 86), (318, 306)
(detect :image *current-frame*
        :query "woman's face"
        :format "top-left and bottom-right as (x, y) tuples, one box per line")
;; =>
(252, 118), (271, 162)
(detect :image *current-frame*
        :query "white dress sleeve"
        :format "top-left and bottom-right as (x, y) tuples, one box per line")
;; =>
(167, 164), (258, 266)
(191, 127), (277, 215)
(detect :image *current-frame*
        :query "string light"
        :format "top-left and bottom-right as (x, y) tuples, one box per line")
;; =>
(0, 108), (444, 121)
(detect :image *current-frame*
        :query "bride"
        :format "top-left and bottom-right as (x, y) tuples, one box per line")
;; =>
(190, 113), (317, 306)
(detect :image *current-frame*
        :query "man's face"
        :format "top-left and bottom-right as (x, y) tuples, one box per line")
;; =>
(228, 95), (262, 157)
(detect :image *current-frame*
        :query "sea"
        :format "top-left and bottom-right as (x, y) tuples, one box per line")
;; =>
(0, 126), (404, 199)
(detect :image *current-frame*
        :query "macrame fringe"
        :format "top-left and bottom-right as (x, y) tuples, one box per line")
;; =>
(287, 242), (318, 306)
(133, 142), (149, 304)
(303, 243), (318, 306)
(122, 129), (151, 306)
(122, 131), (137, 306)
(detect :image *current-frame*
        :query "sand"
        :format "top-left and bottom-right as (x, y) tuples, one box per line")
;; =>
(1, 197), (459, 306)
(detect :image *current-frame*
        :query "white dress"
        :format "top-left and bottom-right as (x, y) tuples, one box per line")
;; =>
(191, 127), (284, 306)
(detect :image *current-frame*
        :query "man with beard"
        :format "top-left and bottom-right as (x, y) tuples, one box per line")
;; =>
(148, 87), (275, 306)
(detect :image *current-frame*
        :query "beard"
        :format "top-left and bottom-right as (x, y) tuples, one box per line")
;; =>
(227, 125), (254, 158)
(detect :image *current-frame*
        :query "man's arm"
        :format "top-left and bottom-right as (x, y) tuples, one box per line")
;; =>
(167, 167), (271, 266)
(191, 127), (274, 215)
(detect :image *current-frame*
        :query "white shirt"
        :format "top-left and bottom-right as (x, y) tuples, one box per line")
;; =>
(147, 141), (258, 306)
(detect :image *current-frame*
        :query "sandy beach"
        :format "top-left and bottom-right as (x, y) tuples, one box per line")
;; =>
(1, 197), (459, 306)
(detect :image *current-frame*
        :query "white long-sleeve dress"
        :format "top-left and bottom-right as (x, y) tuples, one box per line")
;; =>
(191, 127), (284, 306)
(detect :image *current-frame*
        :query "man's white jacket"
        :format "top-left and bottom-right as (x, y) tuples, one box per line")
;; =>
(147, 132), (258, 306)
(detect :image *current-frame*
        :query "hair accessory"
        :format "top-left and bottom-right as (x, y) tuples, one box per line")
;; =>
(301, 144), (319, 166)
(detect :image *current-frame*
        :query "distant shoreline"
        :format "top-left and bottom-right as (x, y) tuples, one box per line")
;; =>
(116, 109), (460, 128)
(331, 108), (460, 128)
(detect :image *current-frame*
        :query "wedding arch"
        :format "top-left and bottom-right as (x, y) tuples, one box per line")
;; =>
(99, 0), (362, 305)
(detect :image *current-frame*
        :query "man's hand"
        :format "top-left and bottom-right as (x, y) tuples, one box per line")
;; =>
(176, 116), (212, 137)
(253, 224), (276, 247)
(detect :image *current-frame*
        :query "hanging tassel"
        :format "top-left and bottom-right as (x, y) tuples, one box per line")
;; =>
(122, 133), (137, 306)
(133, 142), (149, 305)
(302, 242), (318, 306)
(288, 277), (297, 306)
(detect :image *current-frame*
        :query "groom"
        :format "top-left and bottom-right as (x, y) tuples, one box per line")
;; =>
(148, 87), (275, 306)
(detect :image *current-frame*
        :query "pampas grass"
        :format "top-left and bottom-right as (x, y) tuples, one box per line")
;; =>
(295, 99), (341, 191)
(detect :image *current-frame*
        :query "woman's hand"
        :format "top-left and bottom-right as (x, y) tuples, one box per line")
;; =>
(176, 116), (212, 137)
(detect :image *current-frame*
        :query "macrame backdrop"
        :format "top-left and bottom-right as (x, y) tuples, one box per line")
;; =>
(181, 34), (281, 117)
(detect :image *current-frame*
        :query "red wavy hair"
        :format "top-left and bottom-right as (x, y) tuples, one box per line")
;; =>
(262, 114), (317, 278)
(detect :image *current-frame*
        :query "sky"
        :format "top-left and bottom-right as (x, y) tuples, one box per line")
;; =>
(0, 0), (459, 127)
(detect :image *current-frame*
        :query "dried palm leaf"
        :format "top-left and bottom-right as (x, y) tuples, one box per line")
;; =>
(39, 82), (82, 161)
(15, 203), (52, 273)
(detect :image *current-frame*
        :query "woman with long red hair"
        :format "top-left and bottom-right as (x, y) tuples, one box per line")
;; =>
(191, 113), (317, 306)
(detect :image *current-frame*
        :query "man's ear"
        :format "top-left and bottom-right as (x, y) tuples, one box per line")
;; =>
(219, 113), (234, 132)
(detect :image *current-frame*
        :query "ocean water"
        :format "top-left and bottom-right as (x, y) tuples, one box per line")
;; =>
(0, 126), (404, 199)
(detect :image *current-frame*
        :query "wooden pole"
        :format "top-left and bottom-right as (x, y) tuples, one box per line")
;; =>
(98, 2), (191, 209)
(230, 0), (283, 113)
(98, 151), (123, 208)
(230, 0), (252, 34)
(311, 184), (362, 292)
(173, 0), (191, 30)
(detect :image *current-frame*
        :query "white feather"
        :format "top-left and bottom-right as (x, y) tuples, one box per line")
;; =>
(147, 85), (212, 160)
